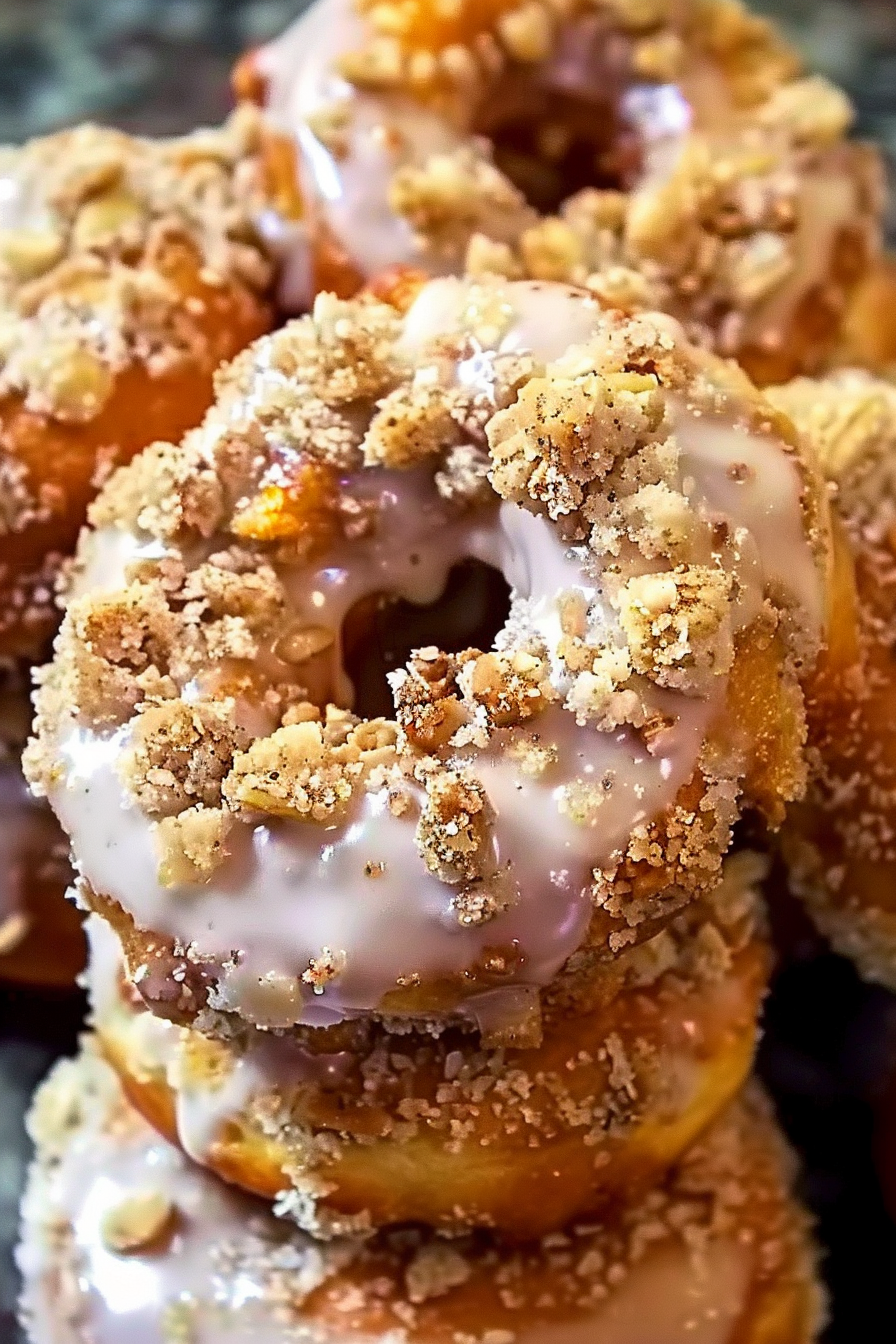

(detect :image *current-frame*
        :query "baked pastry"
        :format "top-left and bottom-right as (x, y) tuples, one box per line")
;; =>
(0, 108), (279, 659)
(768, 372), (896, 988)
(0, 669), (81, 987)
(17, 1046), (824, 1342)
(25, 274), (830, 1034)
(88, 852), (769, 1237)
(836, 255), (896, 377)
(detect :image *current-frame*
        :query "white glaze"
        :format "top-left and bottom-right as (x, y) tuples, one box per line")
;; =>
(18, 1052), (759, 1344)
(45, 279), (821, 1027)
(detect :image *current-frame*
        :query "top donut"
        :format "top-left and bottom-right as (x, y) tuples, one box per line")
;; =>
(244, 0), (882, 382)
(26, 274), (829, 1038)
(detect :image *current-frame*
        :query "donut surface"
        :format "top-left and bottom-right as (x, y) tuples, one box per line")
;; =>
(0, 109), (278, 659)
(243, 0), (881, 382)
(768, 372), (896, 988)
(26, 275), (829, 1034)
(18, 1048), (823, 1343)
(88, 851), (769, 1237)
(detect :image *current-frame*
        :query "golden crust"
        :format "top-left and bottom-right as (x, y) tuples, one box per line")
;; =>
(20, 1046), (824, 1343)
(0, 108), (278, 657)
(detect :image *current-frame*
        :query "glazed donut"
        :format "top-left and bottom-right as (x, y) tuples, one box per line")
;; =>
(88, 851), (769, 1237)
(18, 1048), (823, 1343)
(26, 275), (829, 1035)
(0, 107), (280, 659)
(835, 255), (896, 377)
(237, 0), (882, 383)
(767, 371), (896, 987)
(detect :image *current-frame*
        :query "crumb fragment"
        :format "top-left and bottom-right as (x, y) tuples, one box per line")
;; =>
(100, 1189), (175, 1254)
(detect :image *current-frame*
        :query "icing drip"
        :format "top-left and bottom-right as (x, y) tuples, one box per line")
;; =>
(258, 0), (463, 288)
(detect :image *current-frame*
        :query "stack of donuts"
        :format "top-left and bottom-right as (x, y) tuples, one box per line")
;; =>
(9, 0), (896, 1340)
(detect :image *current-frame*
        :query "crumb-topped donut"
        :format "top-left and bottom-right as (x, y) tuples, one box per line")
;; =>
(26, 275), (829, 1034)
(0, 669), (81, 987)
(767, 372), (896, 988)
(0, 107), (280, 659)
(18, 1048), (823, 1343)
(88, 853), (769, 1237)
(238, 0), (881, 382)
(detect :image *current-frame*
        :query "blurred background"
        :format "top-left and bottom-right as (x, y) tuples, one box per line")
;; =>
(1, 1), (896, 1341)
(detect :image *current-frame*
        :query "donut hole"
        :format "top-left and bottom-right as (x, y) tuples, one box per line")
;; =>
(344, 560), (511, 720)
(473, 20), (644, 214)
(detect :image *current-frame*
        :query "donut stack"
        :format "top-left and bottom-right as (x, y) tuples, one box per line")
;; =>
(10, 1), (896, 1342)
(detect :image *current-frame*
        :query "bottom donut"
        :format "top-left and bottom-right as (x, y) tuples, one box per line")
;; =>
(87, 853), (770, 1239)
(17, 1046), (823, 1344)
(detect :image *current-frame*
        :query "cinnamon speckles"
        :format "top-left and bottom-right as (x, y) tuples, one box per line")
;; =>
(618, 565), (734, 692)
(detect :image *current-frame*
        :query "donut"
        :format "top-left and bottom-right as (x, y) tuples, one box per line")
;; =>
(236, 0), (882, 382)
(0, 668), (81, 987)
(18, 1047), (823, 1343)
(88, 850), (770, 1237)
(0, 107), (280, 660)
(25, 275), (830, 1035)
(0, 760), (81, 987)
(767, 371), (896, 987)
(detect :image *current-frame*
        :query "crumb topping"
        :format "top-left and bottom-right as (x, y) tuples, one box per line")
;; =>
(91, 852), (769, 1238)
(770, 372), (896, 987)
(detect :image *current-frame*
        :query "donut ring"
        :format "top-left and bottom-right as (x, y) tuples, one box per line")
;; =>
(768, 372), (896, 988)
(18, 1049), (823, 1344)
(88, 852), (769, 1238)
(26, 275), (829, 1035)
(239, 0), (881, 383)
(0, 109), (279, 659)
(0, 670), (81, 987)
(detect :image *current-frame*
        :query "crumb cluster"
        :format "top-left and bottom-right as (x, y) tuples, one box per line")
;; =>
(769, 372), (896, 989)
(0, 105), (275, 436)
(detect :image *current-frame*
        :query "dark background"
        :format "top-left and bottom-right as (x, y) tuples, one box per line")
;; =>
(2, 1), (896, 1340)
